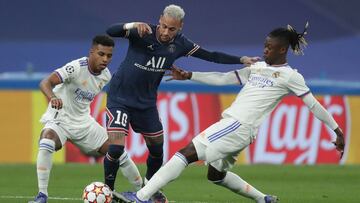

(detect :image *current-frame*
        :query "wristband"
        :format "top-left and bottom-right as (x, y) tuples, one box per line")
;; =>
(124, 23), (136, 30)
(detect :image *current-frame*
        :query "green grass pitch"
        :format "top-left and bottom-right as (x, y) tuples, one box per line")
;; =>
(0, 164), (358, 203)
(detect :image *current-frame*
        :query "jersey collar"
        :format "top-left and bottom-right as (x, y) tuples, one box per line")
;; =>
(266, 62), (288, 67)
(87, 59), (101, 76)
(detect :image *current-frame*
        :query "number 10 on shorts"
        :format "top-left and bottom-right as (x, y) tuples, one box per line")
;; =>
(114, 110), (128, 127)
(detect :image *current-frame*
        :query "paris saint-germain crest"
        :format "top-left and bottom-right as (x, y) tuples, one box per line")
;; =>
(168, 44), (176, 53)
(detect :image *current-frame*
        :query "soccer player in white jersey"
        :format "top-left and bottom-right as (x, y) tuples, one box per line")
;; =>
(119, 23), (345, 203)
(29, 35), (142, 203)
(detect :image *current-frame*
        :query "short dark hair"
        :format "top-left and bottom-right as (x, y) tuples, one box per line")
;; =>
(269, 22), (309, 55)
(92, 35), (115, 47)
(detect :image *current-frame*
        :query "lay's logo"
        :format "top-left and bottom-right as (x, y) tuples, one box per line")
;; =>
(248, 95), (349, 164)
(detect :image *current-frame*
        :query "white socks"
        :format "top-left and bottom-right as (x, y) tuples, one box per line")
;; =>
(137, 153), (188, 200)
(37, 138), (55, 196)
(119, 151), (143, 191)
(215, 171), (265, 201)
(135, 153), (265, 202)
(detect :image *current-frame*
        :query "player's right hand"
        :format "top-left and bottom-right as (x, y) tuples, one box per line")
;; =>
(333, 127), (345, 159)
(135, 22), (152, 37)
(240, 56), (261, 66)
(50, 96), (63, 110)
(166, 65), (192, 81)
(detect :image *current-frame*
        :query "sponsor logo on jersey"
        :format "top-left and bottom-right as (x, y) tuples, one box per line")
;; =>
(145, 56), (166, 68)
(248, 74), (274, 88)
(74, 87), (96, 103)
(134, 56), (167, 72)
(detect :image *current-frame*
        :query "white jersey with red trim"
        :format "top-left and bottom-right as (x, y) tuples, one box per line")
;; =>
(222, 61), (310, 127)
(40, 57), (111, 125)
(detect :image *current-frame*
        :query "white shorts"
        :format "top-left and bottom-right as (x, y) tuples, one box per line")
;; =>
(192, 117), (257, 172)
(42, 118), (108, 154)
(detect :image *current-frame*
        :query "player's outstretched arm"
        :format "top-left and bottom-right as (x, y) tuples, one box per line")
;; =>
(107, 22), (152, 38)
(191, 47), (260, 66)
(167, 65), (240, 85)
(106, 23), (127, 37)
(39, 72), (63, 110)
(301, 93), (345, 158)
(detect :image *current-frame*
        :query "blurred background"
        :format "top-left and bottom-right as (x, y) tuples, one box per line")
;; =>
(0, 0), (360, 165)
(1, 0), (360, 80)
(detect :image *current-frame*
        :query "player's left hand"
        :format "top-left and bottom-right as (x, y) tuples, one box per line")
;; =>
(240, 56), (261, 66)
(332, 127), (345, 159)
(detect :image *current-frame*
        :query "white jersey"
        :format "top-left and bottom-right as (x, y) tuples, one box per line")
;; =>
(222, 61), (309, 127)
(40, 57), (111, 125)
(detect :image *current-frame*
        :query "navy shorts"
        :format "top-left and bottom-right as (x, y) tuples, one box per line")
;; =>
(106, 103), (163, 137)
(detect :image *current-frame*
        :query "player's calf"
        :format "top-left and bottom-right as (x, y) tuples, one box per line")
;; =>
(104, 144), (124, 190)
(145, 143), (163, 180)
(119, 151), (143, 191)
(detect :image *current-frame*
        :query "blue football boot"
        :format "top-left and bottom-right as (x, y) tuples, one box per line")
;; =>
(28, 192), (48, 203)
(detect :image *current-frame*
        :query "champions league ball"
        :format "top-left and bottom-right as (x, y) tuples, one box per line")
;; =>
(82, 182), (112, 203)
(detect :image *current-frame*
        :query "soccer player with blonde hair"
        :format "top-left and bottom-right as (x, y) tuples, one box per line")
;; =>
(104, 4), (259, 202)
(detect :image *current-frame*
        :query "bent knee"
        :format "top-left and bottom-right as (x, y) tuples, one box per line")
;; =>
(207, 164), (226, 183)
(178, 142), (198, 163)
(40, 129), (62, 150)
(107, 144), (124, 160)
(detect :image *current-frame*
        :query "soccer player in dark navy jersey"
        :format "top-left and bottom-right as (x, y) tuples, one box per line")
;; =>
(103, 4), (260, 202)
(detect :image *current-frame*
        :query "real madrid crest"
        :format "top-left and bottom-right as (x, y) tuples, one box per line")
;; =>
(98, 82), (103, 90)
(272, 71), (280, 78)
(168, 44), (176, 53)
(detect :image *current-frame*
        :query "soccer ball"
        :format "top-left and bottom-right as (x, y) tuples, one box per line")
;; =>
(82, 182), (112, 203)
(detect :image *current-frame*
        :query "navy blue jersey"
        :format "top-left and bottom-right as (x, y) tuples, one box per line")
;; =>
(107, 24), (243, 109)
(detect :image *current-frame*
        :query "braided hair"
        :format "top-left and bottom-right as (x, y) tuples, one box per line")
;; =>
(269, 22), (309, 55)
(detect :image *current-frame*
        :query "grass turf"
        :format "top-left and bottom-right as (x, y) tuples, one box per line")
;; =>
(0, 164), (358, 203)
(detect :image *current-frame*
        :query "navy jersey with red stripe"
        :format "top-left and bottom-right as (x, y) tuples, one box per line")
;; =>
(107, 25), (198, 108)
(107, 24), (242, 109)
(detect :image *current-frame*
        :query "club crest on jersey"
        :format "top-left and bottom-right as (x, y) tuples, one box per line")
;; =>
(168, 44), (176, 53)
(272, 71), (280, 78)
(98, 82), (104, 90)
